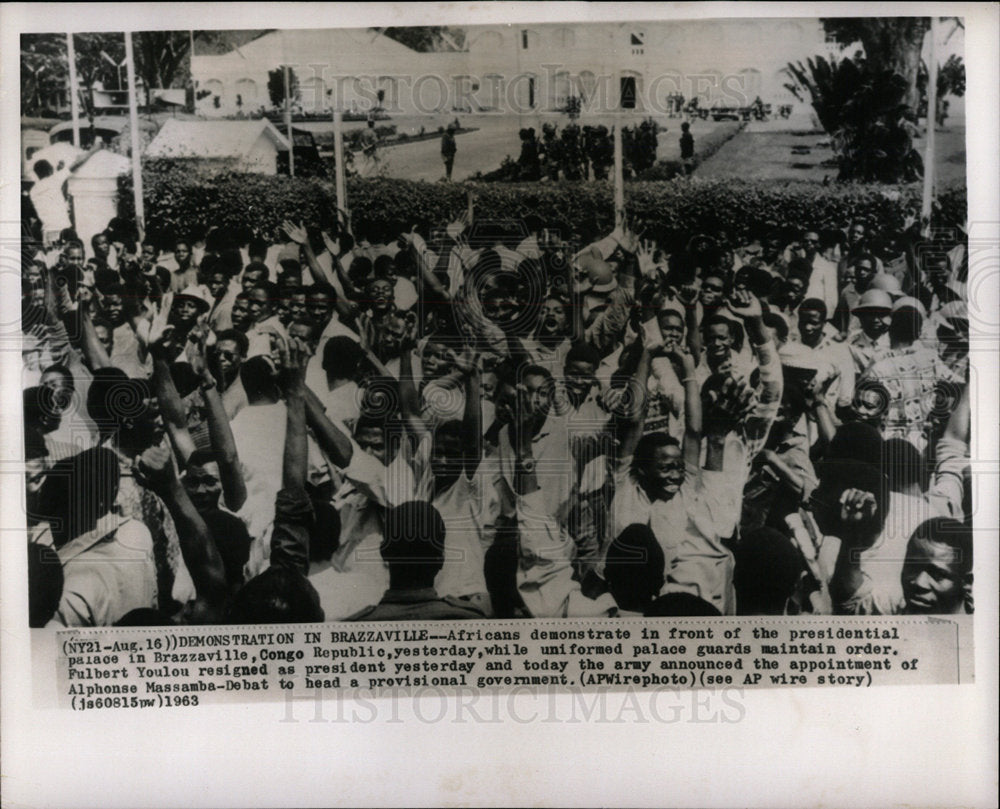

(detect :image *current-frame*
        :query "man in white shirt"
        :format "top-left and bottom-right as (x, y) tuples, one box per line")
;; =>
(32, 447), (157, 627)
(30, 140), (102, 245)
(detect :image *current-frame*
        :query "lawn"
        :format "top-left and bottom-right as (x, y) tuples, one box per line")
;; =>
(696, 123), (966, 186)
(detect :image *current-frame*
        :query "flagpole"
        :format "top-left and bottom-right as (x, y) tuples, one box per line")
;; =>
(66, 33), (81, 148)
(921, 16), (939, 234)
(284, 65), (295, 177)
(124, 31), (145, 238)
(613, 110), (624, 226)
(333, 108), (347, 217)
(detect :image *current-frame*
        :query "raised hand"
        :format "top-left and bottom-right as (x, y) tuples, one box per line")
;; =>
(635, 238), (659, 277)
(675, 281), (700, 307)
(134, 445), (176, 491)
(704, 374), (754, 434)
(838, 488), (878, 525)
(278, 335), (312, 397)
(802, 371), (836, 409)
(448, 345), (477, 377)
(726, 288), (763, 320)
(282, 220), (308, 245)
(186, 314), (216, 386)
(136, 291), (176, 358)
(662, 343), (696, 375)
(446, 208), (470, 239)
(321, 230), (341, 256)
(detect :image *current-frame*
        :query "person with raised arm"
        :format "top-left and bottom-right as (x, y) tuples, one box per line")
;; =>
(132, 444), (229, 624)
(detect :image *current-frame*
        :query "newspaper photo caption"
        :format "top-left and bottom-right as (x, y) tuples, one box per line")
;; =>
(53, 616), (971, 710)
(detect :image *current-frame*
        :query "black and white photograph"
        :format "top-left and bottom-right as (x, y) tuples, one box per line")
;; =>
(16, 15), (977, 626)
(2, 3), (997, 808)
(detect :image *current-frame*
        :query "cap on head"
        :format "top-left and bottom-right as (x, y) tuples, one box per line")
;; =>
(853, 289), (894, 313)
(870, 273), (904, 298)
(175, 284), (214, 313)
(577, 251), (616, 293)
(891, 296), (927, 317)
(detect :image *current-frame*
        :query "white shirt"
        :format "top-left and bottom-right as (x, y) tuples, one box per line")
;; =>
(319, 381), (361, 426)
(40, 516), (157, 627)
(30, 168), (72, 233)
(611, 458), (737, 614)
(394, 277), (418, 312)
(411, 434), (495, 598)
(497, 414), (616, 617)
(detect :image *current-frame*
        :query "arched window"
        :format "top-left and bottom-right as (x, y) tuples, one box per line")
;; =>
(235, 78), (258, 106)
(203, 79), (224, 107)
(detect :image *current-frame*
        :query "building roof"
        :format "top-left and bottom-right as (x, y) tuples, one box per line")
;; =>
(145, 119), (289, 159)
(195, 26), (419, 66)
(49, 116), (158, 137)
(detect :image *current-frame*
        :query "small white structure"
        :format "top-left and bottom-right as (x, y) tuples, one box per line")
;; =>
(145, 119), (290, 174)
(67, 150), (132, 257)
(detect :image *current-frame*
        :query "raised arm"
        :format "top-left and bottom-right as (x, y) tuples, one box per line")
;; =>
(677, 284), (703, 358)
(73, 304), (113, 370)
(453, 346), (482, 477)
(398, 342), (431, 439)
(135, 445), (228, 618)
(190, 323), (246, 511)
(727, 289), (782, 441)
(267, 337), (315, 576)
(616, 340), (655, 465)
(302, 389), (355, 471)
(670, 345), (701, 471)
(140, 293), (198, 466)
(67, 139), (103, 173)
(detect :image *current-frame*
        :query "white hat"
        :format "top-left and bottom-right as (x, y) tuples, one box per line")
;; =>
(853, 289), (894, 313)
(175, 284), (213, 313)
(870, 274), (904, 299)
(891, 296), (927, 317)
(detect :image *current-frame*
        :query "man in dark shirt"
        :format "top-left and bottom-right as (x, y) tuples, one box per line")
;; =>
(346, 501), (486, 621)
(680, 122), (695, 174)
(441, 125), (457, 181)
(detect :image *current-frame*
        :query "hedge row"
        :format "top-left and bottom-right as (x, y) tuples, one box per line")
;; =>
(119, 164), (967, 253)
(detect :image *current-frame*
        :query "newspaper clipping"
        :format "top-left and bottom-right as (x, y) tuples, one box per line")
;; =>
(11, 5), (987, 725)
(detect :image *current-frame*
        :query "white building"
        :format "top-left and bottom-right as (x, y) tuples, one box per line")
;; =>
(145, 119), (290, 174)
(191, 21), (845, 119)
(191, 20), (964, 120)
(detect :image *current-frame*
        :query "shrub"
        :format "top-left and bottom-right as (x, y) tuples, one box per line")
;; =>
(120, 165), (967, 254)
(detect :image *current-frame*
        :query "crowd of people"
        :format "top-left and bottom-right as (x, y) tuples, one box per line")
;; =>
(21, 184), (973, 626)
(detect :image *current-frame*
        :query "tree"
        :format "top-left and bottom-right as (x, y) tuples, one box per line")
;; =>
(20, 33), (122, 117)
(820, 18), (931, 111)
(73, 33), (126, 115)
(821, 17), (966, 115)
(20, 31), (195, 115)
(918, 54), (965, 124)
(267, 66), (298, 109)
(381, 26), (466, 52)
(133, 32), (193, 106)
(21, 34), (68, 116)
(785, 56), (922, 183)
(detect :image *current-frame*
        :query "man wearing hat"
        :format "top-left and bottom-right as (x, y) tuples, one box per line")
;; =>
(833, 252), (884, 334)
(171, 284), (214, 343)
(576, 247), (634, 359)
(858, 297), (962, 452)
(847, 288), (893, 375)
